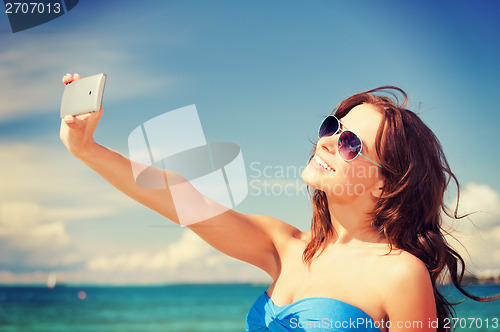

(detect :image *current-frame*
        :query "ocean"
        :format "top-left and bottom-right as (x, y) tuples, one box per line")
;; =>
(0, 283), (499, 332)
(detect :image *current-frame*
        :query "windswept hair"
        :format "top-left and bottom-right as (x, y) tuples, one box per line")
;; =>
(302, 86), (500, 332)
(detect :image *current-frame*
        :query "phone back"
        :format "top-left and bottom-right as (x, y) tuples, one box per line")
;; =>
(60, 73), (106, 118)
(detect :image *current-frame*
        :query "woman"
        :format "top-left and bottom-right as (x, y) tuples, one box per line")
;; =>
(60, 74), (498, 332)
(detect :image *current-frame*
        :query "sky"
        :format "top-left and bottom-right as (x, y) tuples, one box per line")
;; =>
(1, 0), (500, 285)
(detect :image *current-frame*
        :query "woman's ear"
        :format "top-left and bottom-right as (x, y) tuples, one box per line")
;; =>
(370, 179), (384, 199)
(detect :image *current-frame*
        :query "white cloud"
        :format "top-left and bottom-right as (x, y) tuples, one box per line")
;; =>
(0, 142), (129, 207)
(87, 230), (209, 271)
(0, 200), (82, 270)
(443, 183), (500, 278)
(85, 229), (271, 284)
(0, 141), (133, 277)
(0, 270), (50, 284)
(0, 228), (272, 285)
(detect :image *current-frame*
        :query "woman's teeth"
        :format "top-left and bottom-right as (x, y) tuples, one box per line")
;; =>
(314, 155), (333, 172)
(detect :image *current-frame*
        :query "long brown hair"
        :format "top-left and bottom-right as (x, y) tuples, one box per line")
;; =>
(303, 86), (500, 331)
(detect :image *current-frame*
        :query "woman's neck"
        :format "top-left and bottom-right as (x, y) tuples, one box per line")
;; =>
(327, 195), (387, 246)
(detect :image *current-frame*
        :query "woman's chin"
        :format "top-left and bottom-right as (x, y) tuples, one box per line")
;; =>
(302, 164), (331, 191)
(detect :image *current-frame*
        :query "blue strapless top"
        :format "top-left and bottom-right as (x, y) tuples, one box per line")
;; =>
(245, 292), (382, 332)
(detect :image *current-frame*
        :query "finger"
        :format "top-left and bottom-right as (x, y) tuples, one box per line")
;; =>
(62, 73), (73, 85)
(77, 110), (103, 124)
(63, 115), (77, 126)
(76, 113), (92, 120)
(73, 73), (82, 80)
(63, 114), (75, 123)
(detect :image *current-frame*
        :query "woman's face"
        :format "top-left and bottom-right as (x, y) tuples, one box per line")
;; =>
(302, 103), (385, 201)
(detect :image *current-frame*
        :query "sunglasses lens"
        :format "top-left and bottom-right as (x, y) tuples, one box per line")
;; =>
(338, 131), (362, 161)
(319, 116), (339, 138)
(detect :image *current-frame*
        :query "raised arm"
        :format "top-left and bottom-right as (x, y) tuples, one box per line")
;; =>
(59, 74), (298, 280)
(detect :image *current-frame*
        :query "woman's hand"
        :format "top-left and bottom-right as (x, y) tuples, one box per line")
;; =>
(59, 73), (103, 159)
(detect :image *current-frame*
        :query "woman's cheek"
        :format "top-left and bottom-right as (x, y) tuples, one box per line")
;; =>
(343, 164), (380, 196)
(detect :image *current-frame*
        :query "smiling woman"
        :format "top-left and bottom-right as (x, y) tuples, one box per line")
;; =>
(299, 87), (500, 332)
(60, 74), (498, 332)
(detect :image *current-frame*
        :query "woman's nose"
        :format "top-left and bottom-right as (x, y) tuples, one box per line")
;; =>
(318, 135), (338, 155)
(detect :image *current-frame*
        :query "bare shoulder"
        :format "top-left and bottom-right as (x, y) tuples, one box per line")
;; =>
(381, 249), (429, 279)
(377, 249), (432, 294)
(377, 249), (437, 330)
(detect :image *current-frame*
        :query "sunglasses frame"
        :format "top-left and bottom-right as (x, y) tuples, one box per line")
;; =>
(318, 115), (382, 168)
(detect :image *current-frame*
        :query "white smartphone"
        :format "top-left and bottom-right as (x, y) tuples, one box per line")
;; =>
(60, 73), (106, 118)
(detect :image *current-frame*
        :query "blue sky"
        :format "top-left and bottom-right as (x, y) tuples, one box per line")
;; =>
(1, 0), (500, 284)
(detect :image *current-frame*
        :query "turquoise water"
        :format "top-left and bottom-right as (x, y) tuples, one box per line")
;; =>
(0, 283), (499, 331)
(440, 284), (500, 331)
